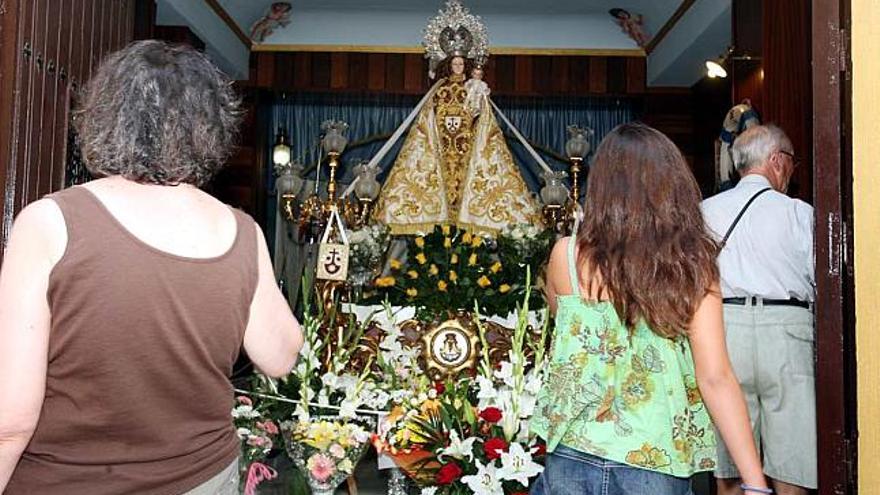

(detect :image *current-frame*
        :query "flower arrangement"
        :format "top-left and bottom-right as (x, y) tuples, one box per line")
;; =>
(286, 417), (374, 495)
(372, 224), (551, 320)
(375, 275), (551, 494)
(233, 395), (280, 463)
(231, 395), (280, 494)
(346, 223), (391, 287)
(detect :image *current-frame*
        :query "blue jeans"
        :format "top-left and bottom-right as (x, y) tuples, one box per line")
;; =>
(531, 445), (693, 495)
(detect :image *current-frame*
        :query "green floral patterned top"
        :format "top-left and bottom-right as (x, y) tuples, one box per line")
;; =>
(531, 239), (717, 477)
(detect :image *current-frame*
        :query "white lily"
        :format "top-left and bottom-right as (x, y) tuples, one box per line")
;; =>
(437, 430), (480, 462)
(497, 442), (544, 486)
(460, 460), (504, 495)
(494, 361), (516, 388)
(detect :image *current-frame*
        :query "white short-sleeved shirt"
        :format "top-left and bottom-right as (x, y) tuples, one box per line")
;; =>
(701, 174), (815, 301)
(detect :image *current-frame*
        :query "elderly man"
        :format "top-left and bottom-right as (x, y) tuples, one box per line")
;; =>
(702, 124), (815, 495)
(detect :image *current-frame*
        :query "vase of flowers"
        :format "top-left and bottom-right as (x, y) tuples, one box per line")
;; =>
(285, 415), (374, 495)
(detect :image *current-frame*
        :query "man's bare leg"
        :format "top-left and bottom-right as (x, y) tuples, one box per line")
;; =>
(716, 477), (742, 495)
(771, 478), (809, 495)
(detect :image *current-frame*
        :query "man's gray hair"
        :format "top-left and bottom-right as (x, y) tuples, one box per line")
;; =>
(730, 124), (791, 172)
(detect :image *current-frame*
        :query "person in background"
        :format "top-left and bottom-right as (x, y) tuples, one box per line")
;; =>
(702, 124), (815, 495)
(530, 122), (771, 495)
(0, 40), (303, 494)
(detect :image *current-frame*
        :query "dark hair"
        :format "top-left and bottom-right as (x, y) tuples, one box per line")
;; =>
(609, 8), (631, 19)
(576, 122), (719, 337)
(435, 56), (474, 80)
(73, 40), (243, 186)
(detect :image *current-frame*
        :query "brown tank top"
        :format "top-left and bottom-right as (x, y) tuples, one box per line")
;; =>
(6, 186), (258, 494)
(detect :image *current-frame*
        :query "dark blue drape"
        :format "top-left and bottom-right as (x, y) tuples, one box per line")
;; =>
(267, 92), (635, 246)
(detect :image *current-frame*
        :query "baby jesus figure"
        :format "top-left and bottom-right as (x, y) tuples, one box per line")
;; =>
(464, 65), (490, 117)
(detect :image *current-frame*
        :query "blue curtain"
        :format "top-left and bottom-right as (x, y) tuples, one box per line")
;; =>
(267, 92), (635, 246)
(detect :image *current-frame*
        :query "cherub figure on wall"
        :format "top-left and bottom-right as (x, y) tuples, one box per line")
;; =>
(609, 8), (651, 48)
(250, 2), (292, 43)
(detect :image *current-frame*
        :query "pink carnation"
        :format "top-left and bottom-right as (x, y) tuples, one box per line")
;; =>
(257, 420), (279, 435)
(306, 453), (337, 482)
(236, 396), (253, 406)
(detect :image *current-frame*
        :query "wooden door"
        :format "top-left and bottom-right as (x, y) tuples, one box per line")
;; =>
(812, 0), (857, 493)
(0, 0), (136, 256)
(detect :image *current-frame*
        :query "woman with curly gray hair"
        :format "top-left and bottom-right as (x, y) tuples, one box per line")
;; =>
(0, 40), (303, 494)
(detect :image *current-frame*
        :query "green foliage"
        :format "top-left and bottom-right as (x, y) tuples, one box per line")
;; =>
(369, 224), (551, 321)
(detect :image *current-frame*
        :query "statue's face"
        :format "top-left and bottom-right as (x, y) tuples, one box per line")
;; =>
(471, 67), (484, 80)
(451, 57), (465, 76)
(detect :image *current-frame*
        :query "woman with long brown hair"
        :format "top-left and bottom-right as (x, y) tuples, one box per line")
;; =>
(530, 123), (770, 494)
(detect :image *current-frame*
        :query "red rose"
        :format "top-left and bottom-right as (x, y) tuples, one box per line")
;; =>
(484, 437), (508, 460)
(434, 381), (446, 394)
(435, 462), (462, 485)
(533, 442), (547, 457)
(479, 407), (503, 423)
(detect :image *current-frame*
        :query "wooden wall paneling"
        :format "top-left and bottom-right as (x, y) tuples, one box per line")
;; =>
(569, 57), (589, 94)
(133, 0), (156, 41)
(482, 56), (497, 92)
(385, 53), (404, 93)
(514, 55), (533, 94)
(348, 53), (368, 90)
(310, 52), (330, 89)
(625, 57), (646, 94)
(367, 53), (386, 91)
(330, 52), (349, 89)
(256, 52), (275, 88)
(532, 56), (553, 95)
(606, 57), (627, 94)
(551, 57), (570, 94)
(588, 57), (607, 94)
(403, 53), (424, 93)
(293, 52), (310, 89)
(732, 58), (763, 116)
(494, 56), (514, 94)
(763, 0), (812, 202)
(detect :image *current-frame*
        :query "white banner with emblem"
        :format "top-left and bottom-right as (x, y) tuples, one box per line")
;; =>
(316, 207), (350, 281)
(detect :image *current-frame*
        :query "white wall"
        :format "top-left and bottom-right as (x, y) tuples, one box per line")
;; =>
(261, 9), (639, 50)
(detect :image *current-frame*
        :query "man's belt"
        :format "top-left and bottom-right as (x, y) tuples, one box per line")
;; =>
(722, 297), (810, 309)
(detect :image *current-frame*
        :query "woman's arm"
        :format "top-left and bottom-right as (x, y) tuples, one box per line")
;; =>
(543, 237), (573, 315)
(242, 223), (303, 378)
(0, 200), (65, 491)
(688, 284), (768, 490)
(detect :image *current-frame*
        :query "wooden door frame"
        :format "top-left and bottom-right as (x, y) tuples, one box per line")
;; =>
(812, 0), (857, 493)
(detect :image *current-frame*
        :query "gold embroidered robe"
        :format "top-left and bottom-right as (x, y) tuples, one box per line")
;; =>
(373, 76), (543, 236)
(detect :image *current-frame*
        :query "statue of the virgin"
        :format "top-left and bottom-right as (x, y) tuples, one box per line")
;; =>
(372, 0), (543, 236)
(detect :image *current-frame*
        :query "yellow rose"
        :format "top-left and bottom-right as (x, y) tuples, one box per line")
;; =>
(429, 264), (439, 276)
(406, 288), (418, 297)
(390, 259), (402, 270)
(442, 225), (451, 236)
(468, 253), (478, 266)
(415, 253), (427, 265)
(477, 275), (491, 288)
(407, 270), (419, 279)
(471, 236), (483, 248)
(499, 284), (511, 294)
(414, 237), (425, 248)
(449, 270), (458, 282)
(450, 253), (459, 264)
(462, 232), (473, 244)
(490, 261), (502, 273)
(437, 280), (448, 291)
(443, 237), (452, 249)
(375, 276), (396, 288)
